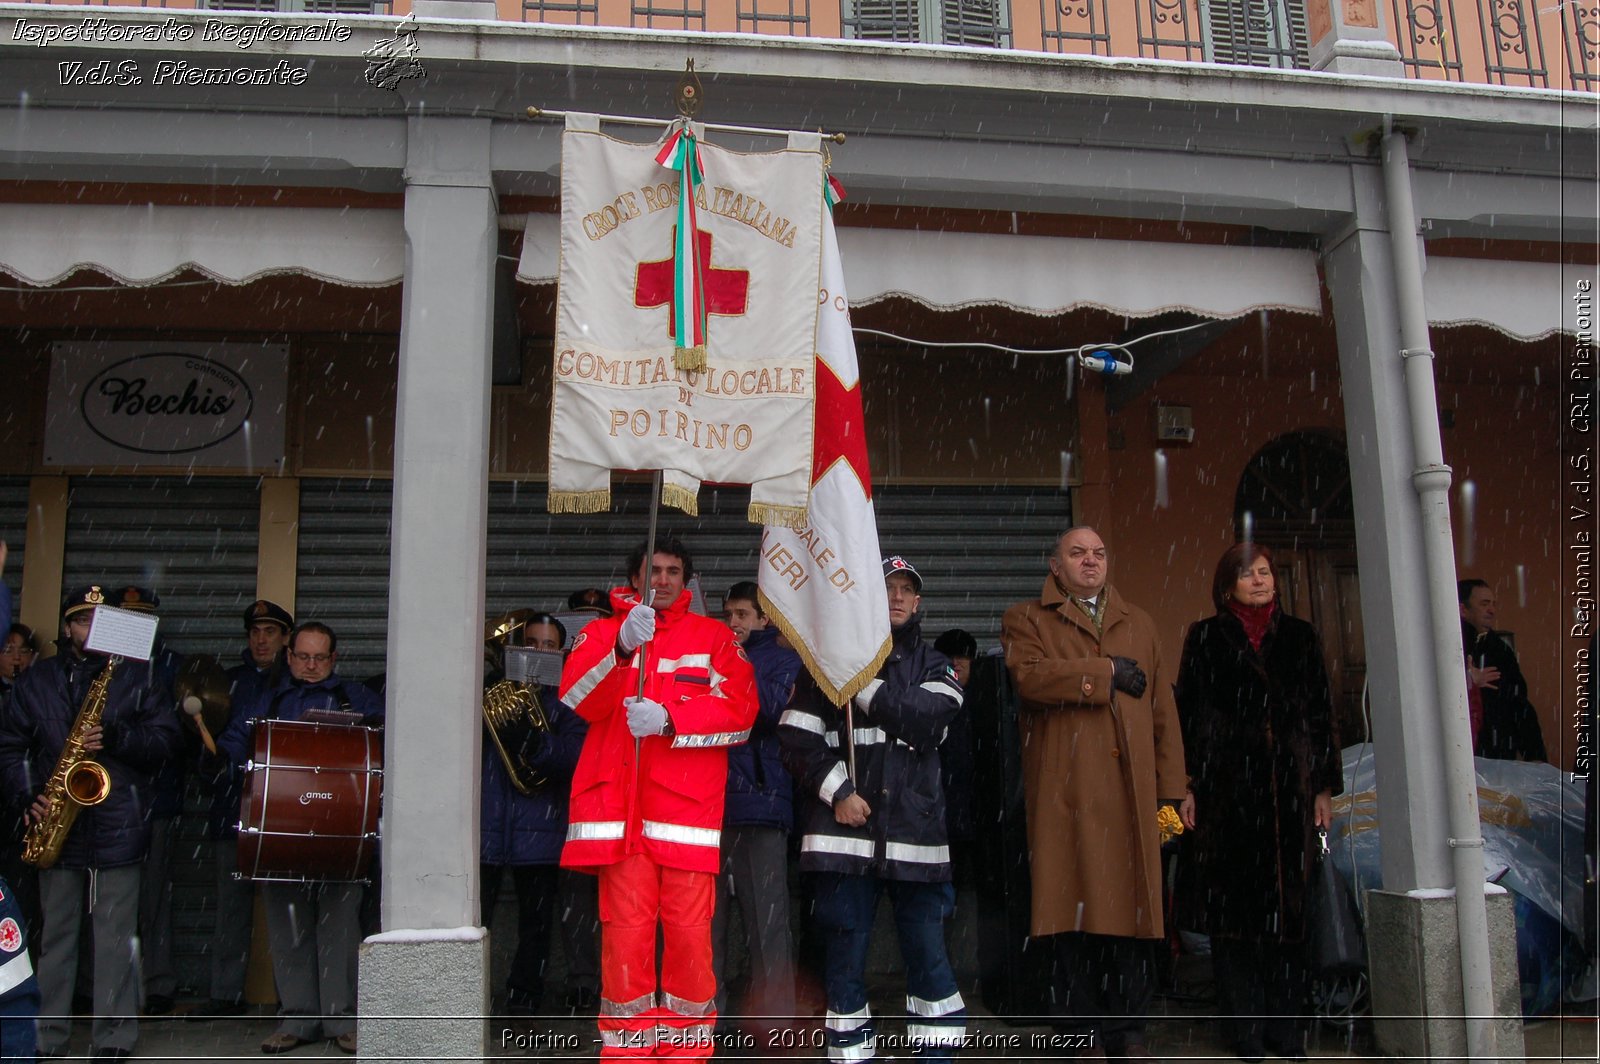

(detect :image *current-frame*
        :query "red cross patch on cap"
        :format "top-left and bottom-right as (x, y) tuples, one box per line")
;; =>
(881, 555), (923, 591)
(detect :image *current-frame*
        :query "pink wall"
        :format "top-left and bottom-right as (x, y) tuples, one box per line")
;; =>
(1077, 312), (1570, 767)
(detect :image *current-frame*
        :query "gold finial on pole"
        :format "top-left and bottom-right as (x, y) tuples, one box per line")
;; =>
(675, 58), (703, 119)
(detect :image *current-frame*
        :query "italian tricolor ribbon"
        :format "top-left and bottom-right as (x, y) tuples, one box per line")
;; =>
(655, 123), (707, 370)
(824, 172), (847, 211)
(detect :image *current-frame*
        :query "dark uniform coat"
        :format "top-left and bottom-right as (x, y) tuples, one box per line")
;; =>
(1462, 622), (1547, 763)
(1001, 580), (1186, 940)
(780, 615), (963, 882)
(1172, 609), (1343, 941)
(0, 650), (181, 870)
(480, 684), (587, 867)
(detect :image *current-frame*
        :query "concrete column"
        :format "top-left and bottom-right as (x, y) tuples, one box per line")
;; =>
(20, 475), (68, 647)
(256, 476), (299, 610)
(358, 115), (495, 1060)
(1323, 164), (1453, 893)
(1365, 890), (1523, 1058)
(1322, 163), (1522, 1060)
(1306, 0), (1404, 76)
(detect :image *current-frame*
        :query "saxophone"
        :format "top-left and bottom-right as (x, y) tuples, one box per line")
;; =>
(482, 679), (552, 796)
(22, 656), (118, 869)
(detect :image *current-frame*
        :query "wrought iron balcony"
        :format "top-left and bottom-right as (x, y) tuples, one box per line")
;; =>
(9, 0), (1595, 91)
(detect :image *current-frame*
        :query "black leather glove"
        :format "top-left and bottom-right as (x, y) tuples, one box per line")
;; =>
(1110, 656), (1147, 699)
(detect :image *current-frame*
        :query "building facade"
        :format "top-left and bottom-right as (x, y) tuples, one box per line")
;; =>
(0, 0), (1593, 1055)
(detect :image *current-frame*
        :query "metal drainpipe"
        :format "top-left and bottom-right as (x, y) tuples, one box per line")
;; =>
(1379, 118), (1498, 1061)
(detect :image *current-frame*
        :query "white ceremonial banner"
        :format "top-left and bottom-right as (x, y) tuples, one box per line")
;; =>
(46, 341), (288, 471)
(759, 209), (891, 705)
(549, 116), (824, 527)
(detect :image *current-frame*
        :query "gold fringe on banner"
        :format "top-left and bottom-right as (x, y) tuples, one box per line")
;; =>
(748, 502), (809, 530)
(548, 489), (611, 514)
(674, 345), (707, 372)
(661, 482), (700, 516)
(757, 588), (893, 708)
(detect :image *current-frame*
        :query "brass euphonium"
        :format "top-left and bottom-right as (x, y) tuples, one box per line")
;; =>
(482, 679), (552, 796)
(23, 656), (118, 869)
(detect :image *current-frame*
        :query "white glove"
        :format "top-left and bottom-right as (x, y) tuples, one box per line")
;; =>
(853, 679), (884, 715)
(617, 602), (657, 653)
(625, 696), (670, 738)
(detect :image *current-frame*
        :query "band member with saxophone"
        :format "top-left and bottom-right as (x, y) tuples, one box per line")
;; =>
(213, 620), (382, 1056)
(480, 612), (589, 1016)
(0, 585), (181, 1061)
(560, 537), (757, 1062)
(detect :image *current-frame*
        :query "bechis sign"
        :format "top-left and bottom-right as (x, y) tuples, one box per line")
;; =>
(80, 353), (253, 454)
(47, 341), (288, 470)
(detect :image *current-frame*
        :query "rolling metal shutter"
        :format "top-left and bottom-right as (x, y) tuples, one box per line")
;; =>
(297, 478), (1071, 681)
(59, 474), (263, 1001)
(295, 478), (394, 685)
(61, 476), (263, 654)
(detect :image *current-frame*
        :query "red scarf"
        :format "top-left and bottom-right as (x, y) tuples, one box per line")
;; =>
(1226, 599), (1276, 651)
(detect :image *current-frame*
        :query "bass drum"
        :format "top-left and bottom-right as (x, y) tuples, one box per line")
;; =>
(237, 719), (382, 882)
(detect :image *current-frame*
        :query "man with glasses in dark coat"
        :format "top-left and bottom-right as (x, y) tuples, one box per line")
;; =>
(215, 621), (382, 1056)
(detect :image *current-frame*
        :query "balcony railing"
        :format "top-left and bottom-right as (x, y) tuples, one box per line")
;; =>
(9, 0), (1595, 91)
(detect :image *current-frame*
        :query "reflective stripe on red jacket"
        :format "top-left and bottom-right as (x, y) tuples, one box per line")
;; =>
(560, 586), (758, 875)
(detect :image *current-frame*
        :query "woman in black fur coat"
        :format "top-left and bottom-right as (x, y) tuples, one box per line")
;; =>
(1174, 543), (1343, 1063)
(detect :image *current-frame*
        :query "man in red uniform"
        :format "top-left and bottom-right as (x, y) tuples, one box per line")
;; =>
(561, 536), (758, 1061)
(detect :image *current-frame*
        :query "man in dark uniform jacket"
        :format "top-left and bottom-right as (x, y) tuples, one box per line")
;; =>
(1458, 579), (1547, 762)
(0, 871), (40, 1063)
(780, 556), (967, 1064)
(189, 598), (293, 1019)
(479, 613), (588, 1016)
(215, 621), (382, 1055)
(110, 585), (189, 1017)
(0, 585), (181, 1060)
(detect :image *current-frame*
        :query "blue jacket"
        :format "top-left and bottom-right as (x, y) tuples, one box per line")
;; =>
(0, 649), (182, 869)
(780, 615), (963, 882)
(724, 627), (800, 832)
(205, 651), (284, 839)
(143, 638), (191, 821)
(216, 671), (384, 769)
(0, 874), (38, 1047)
(480, 685), (587, 867)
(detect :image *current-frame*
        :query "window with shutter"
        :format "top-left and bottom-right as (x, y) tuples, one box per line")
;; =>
(940, 0), (1010, 46)
(843, 0), (922, 41)
(205, 0), (395, 11)
(1203, 0), (1310, 68)
(841, 0), (1008, 45)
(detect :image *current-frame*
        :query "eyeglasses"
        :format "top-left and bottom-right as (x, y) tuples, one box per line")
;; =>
(0, 646), (34, 657)
(289, 652), (333, 665)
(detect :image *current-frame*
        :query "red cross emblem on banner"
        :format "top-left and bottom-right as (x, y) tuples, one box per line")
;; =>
(0, 917), (21, 953)
(634, 228), (751, 335)
(813, 359), (873, 499)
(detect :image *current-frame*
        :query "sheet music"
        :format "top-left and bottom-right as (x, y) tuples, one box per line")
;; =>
(504, 646), (564, 688)
(550, 612), (599, 650)
(85, 605), (158, 661)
